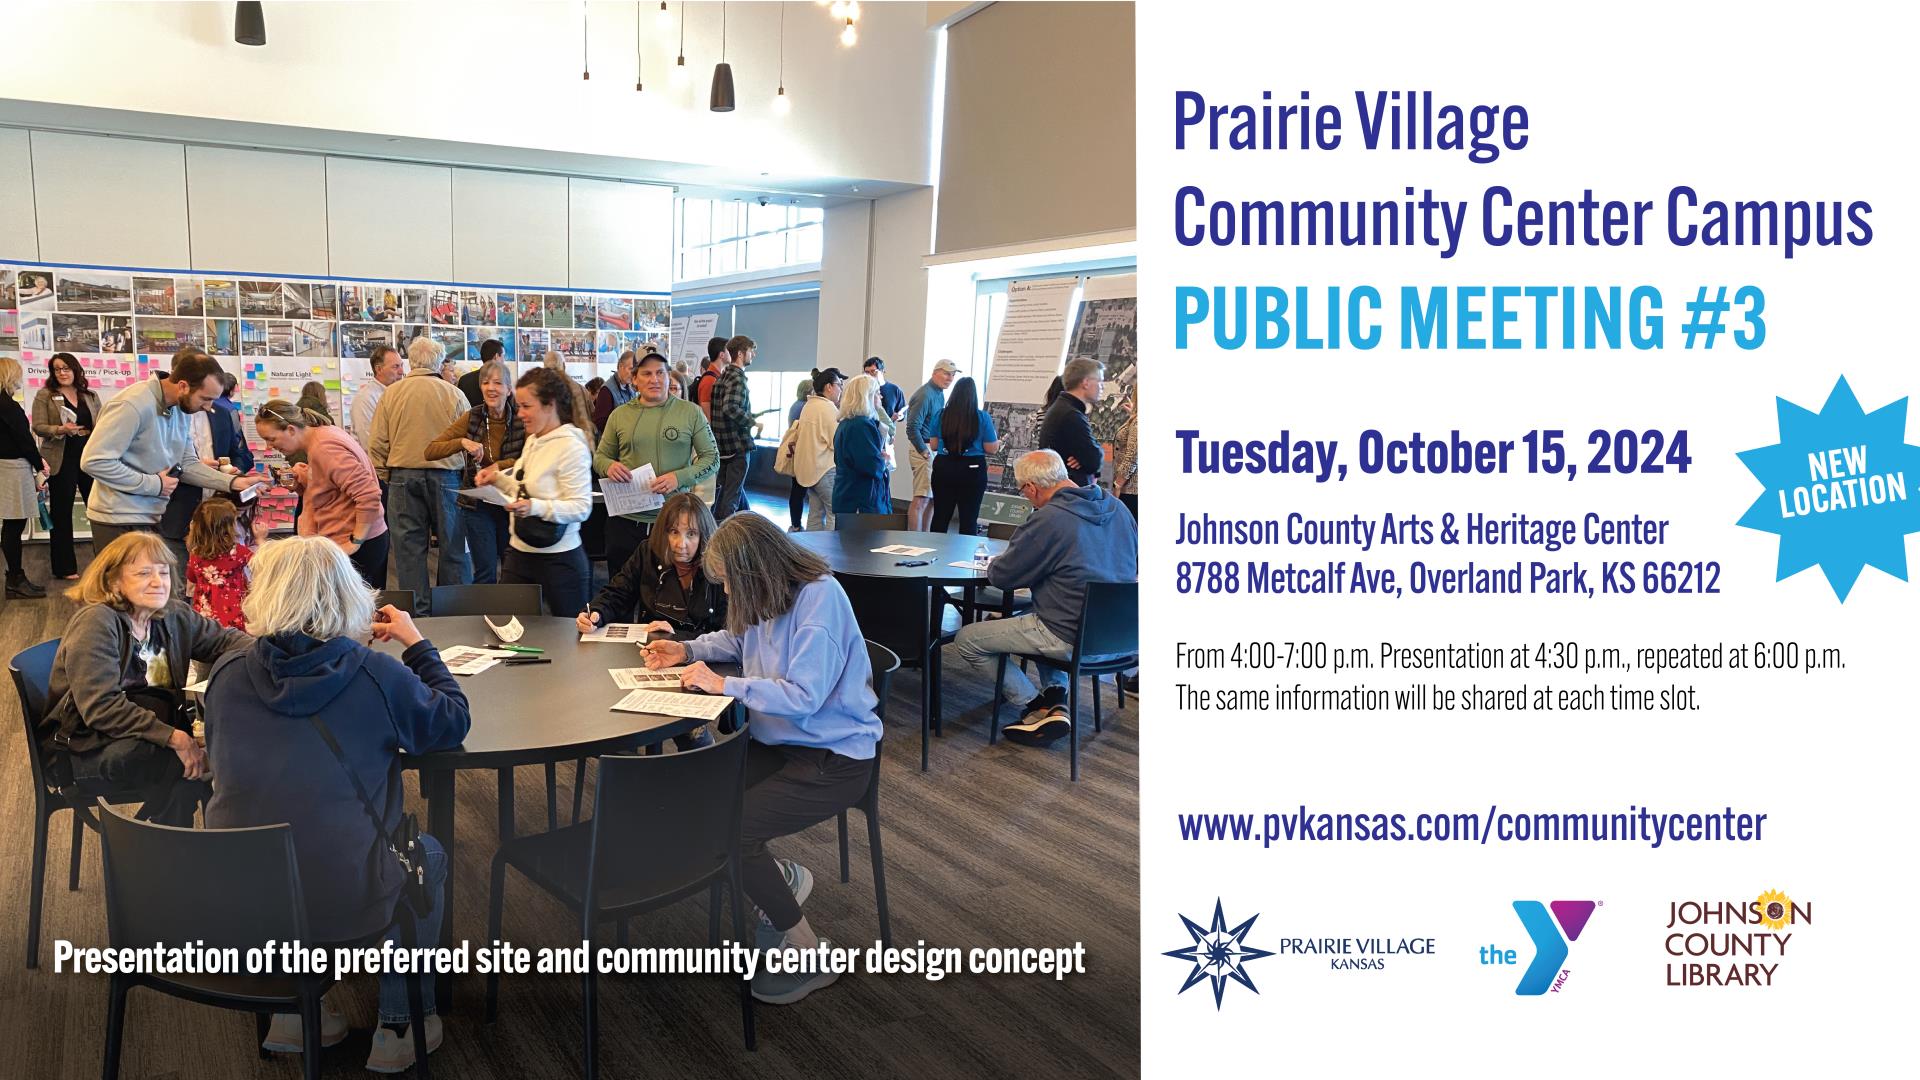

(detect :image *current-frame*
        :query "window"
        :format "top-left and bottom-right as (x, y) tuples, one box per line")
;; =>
(675, 198), (826, 283)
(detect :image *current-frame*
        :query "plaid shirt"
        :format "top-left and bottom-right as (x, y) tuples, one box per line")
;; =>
(711, 366), (754, 457)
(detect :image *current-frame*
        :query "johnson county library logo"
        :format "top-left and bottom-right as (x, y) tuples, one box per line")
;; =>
(1481, 900), (1598, 995)
(1663, 889), (1811, 988)
(1162, 899), (1274, 1008)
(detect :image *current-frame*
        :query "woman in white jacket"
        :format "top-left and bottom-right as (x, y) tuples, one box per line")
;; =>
(474, 367), (594, 615)
(790, 367), (845, 530)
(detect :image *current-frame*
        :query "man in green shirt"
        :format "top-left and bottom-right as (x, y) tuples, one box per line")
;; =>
(595, 351), (719, 574)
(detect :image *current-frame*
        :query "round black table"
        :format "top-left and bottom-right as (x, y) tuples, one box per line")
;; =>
(378, 615), (721, 1003)
(789, 529), (1010, 770)
(788, 528), (1007, 582)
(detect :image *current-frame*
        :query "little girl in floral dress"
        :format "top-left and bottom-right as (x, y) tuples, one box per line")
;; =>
(185, 497), (271, 631)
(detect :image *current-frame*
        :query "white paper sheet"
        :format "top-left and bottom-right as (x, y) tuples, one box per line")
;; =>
(611, 688), (734, 721)
(579, 623), (654, 643)
(439, 645), (517, 675)
(601, 466), (663, 516)
(948, 560), (992, 570)
(456, 484), (513, 507)
(871, 544), (935, 556)
(610, 666), (689, 689)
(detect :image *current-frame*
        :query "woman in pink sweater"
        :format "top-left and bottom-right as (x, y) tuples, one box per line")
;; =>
(254, 399), (389, 588)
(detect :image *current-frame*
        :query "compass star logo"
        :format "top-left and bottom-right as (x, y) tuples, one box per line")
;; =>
(1163, 898), (1275, 1008)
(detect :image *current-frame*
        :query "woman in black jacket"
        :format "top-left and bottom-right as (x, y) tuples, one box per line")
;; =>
(0, 357), (48, 597)
(575, 492), (725, 635)
(42, 532), (253, 825)
(30, 352), (103, 581)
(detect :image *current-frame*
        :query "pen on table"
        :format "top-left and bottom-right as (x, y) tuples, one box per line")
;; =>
(472, 643), (544, 653)
(501, 657), (551, 666)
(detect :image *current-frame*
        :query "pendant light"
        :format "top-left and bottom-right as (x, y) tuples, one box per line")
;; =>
(772, 3), (790, 115)
(673, 1), (688, 84)
(581, 0), (591, 80)
(656, 0), (670, 27)
(234, 1), (266, 46)
(710, 2), (736, 112)
(840, 16), (857, 47)
(634, 1), (645, 90)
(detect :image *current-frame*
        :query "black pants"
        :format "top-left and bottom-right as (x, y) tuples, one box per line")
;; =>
(2, 518), (25, 576)
(787, 477), (806, 529)
(351, 531), (391, 590)
(67, 737), (209, 827)
(501, 545), (590, 617)
(603, 515), (651, 592)
(1120, 493), (1137, 520)
(48, 452), (93, 577)
(740, 741), (871, 931)
(929, 455), (989, 536)
(714, 454), (749, 520)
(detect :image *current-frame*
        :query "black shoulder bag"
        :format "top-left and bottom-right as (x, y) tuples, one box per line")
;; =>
(305, 713), (433, 915)
(510, 457), (564, 548)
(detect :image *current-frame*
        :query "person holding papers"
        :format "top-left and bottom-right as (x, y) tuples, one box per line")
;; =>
(254, 398), (389, 589)
(641, 513), (881, 1006)
(473, 368), (593, 616)
(424, 359), (522, 585)
(593, 351), (718, 577)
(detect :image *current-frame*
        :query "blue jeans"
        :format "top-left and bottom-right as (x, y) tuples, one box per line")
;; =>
(378, 834), (447, 1024)
(389, 469), (469, 612)
(954, 612), (1076, 705)
(461, 503), (511, 585)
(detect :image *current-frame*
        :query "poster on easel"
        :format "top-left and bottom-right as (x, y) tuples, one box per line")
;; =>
(678, 312), (720, 369)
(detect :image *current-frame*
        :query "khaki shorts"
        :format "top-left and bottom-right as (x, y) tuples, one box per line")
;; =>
(909, 446), (933, 497)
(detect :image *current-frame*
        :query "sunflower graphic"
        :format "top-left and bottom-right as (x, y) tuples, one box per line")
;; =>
(1756, 889), (1793, 930)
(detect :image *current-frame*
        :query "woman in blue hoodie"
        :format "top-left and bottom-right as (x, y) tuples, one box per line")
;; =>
(203, 536), (470, 1073)
(642, 513), (881, 1006)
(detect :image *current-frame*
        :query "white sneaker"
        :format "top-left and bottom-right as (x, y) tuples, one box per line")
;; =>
(261, 996), (349, 1052)
(365, 1015), (444, 1074)
(752, 938), (842, 1005)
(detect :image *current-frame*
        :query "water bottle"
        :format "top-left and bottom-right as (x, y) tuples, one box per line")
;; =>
(973, 541), (990, 571)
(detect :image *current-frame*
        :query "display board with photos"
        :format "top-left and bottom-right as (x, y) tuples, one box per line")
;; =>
(0, 262), (671, 473)
(982, 274), (1137, 499)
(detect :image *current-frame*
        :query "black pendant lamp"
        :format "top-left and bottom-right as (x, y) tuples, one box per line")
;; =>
(710, 2), (735, 112)
(234, 1), (266, 46)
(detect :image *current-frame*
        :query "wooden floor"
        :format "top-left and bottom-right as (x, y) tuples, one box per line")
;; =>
(0, 533), (1140, 1080)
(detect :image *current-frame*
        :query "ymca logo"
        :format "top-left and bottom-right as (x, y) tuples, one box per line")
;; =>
(1481, 900), (1597, 995)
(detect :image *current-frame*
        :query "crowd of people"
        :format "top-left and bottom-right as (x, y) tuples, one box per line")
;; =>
(11, 336), (1140, 1067)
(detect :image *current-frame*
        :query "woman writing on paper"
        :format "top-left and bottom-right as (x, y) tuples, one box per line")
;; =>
(424, 359), (522, 584)
(641, 513), (880, 1006)
(576, 492), (725, 637)
(473, 367), (593, 616)
(254, 399), (389, 589)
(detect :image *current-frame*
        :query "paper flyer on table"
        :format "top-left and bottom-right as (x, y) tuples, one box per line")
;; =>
(610, 688), (733, 721)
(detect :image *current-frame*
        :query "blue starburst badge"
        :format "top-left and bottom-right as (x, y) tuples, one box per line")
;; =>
(1163, 899), (1274, 1008)
(1737, 377), (1920, 601)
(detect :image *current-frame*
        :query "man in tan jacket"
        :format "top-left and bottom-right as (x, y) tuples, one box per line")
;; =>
(370, 336), (472, 610)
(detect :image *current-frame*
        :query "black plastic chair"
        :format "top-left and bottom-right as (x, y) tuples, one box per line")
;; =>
(375, 589), (416, 613)
(97, 802), (433, 1080)
(10, 638), (96, 970)
(835, 643), (897, 948)
(428, 583), (544, 617)
(835, 512), (908, 531)
(990, 581), (1139, 782)
(486, 731), (753, 1078)
(835, 572), (959, 771)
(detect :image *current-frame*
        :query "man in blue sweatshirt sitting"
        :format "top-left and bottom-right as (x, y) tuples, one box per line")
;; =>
(954, 450), (1138, 746)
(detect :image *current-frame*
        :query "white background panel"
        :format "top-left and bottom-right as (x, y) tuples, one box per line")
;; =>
(452, 168), (568, 289)
(186, 145), (328, 276)
(567, 178), (672, 294)
(32, 131), (189, 268)
(0, 128), (37, 260)
(325, 157), (451, 281)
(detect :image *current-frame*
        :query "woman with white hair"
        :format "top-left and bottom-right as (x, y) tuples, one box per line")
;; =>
(204, 535), (469, 1071)
(830, 373), (893, 516)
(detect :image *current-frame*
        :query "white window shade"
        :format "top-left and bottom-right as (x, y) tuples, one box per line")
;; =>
(936, 2), (1136, 256)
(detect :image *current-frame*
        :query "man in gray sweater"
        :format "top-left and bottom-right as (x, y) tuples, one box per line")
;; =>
(82, 349), (267, 573)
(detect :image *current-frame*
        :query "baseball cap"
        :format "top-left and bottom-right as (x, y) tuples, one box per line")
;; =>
(933, 359), (961, 375)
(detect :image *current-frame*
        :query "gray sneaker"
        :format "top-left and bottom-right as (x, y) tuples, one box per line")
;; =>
(752, 938), (842, 1005)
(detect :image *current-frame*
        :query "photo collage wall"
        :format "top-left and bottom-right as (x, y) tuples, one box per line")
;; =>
(0, 262), (671, 473)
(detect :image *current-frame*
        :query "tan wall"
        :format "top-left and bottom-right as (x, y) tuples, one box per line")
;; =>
(936, 1), (1135, 254)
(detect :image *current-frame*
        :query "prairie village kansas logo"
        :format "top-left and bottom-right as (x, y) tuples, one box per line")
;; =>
(1163, 899), (1274, 1008)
